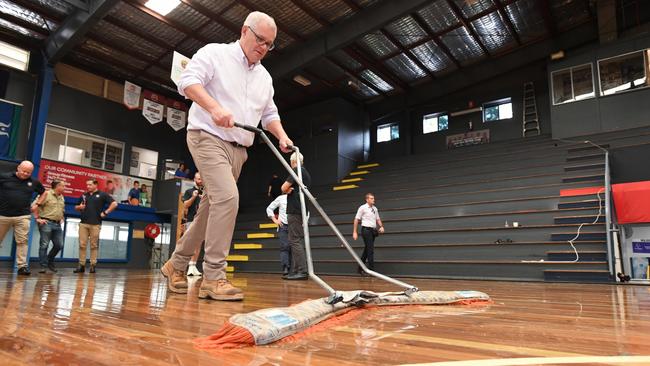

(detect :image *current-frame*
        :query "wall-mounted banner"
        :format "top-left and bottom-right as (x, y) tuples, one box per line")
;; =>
(38, 159), (154, 204)
(171, 51), (191, 87)
(166, 100), (187, 131)
(142, 90), (166, 125)
(123, 81), (141, 110)
(0, 99), (22, 159)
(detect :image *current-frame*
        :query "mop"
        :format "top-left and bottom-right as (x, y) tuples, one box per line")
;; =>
(194, 123), (491, 349)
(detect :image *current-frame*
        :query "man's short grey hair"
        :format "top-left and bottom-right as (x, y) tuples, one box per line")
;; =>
(243, 11), (276, 30)
(290, 152), (304, 165)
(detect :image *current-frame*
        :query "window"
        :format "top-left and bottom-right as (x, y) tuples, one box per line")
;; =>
(60, 218), (129, 261)
(551, 63), (595, 104)
(483, 98), (513, 122)
(377, 123), (399, 143)
(598, 49), (650, 96)
(42, 124), (124, 173)
(0, 40), (30, 71)
(130, 147), (159, 179)
(423, 113), (449, 134)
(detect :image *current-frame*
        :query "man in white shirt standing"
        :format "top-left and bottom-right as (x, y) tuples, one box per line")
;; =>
(162, 11), (293, 301)
(266, 194), (290, 275)
(352, 193), (384, 273)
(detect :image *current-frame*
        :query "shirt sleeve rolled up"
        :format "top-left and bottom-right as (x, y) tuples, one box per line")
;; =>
(177, 45), (217, 97)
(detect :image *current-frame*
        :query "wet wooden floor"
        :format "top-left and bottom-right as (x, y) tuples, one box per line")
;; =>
(0, 270), (649, 366)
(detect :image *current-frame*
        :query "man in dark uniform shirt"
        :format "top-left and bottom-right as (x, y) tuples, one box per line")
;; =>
(0, 161), (45, 275)
(281, 152), (312, 280)
(74, 179), (117, 274)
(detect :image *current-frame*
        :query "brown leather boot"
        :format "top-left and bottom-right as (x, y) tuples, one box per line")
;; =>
(160, 261), (188, 294)
(198, 279), (244, 301)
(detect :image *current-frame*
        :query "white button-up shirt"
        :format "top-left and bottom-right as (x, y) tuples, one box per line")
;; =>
(178, 41), (280, 147)
(266, 194), (288, 225)
(355, 203), (380, 228)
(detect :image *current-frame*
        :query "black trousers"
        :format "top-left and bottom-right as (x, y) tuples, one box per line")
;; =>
(360, 226), (376, 269)
(287, 214), (306, 273)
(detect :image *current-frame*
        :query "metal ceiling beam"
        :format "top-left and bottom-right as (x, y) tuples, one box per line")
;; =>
(326, 56), (385, 97)
(344, 47), (408, 91)
(445, 0), (491, 56)
(265, 0), (433, 78)
(44, 0), (120, 64)
(379, 28), (435, 80)
(61, 0), (90, 11)
(75, 47), (170, 86)
(493, 0), (521, 45)
(410, 12), (461, 69)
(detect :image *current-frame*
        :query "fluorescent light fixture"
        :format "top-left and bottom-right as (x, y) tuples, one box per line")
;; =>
(0, 40), (30, 71)
(145, 0), (180, 16)
(550, 50), (565, 60)
(292, 74), (311, 87)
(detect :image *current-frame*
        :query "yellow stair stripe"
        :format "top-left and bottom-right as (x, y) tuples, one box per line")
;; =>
(259, 223), (278, 229)
(234, 243), (263, 250)
(226, 255), (249, 261)
(333, 184), (359, 191)
(247, 232), (275, 239)
(357, 163), (379, 169)
(341, 177), (363, 183)
(349, 170), (370, 176)
(226, 266), (235, 272)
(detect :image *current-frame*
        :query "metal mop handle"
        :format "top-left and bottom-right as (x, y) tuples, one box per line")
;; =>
(234, 123), (418, 302)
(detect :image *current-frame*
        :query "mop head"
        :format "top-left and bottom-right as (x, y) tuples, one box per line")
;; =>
(194, 289), (490, 349)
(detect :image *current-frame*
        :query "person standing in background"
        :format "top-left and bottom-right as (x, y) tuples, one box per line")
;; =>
(33, 180), (66, 273)
(74, 179), (118, 274)
(0, 161), (46, 276)
(266, 193), (290, 275)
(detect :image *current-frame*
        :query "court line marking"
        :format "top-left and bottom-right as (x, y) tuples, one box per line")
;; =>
(401, 355), (650, 366)
(334, 326), (586, 358)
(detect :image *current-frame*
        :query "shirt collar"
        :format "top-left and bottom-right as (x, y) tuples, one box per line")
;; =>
(234, 41), (259, 70)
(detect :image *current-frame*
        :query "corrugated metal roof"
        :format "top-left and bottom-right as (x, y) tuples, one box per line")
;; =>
(506, 0), (547, 42)
(0, 18), (43, 38)
(358, 32), (398, 59)
(385, 15), (428, 47)
(110, 2), (185, 46)
(552, 0), (591, 31)
(222, 3), (251, 27)
(253, 0), (324, 38)
(453, 0), (493, 19)
(410, 40), (454, 73)
(192, 0), (235, 15)
(301, 0), (353, 24)
(166, 3), (210, 32)
(197, 22), (238, 44)
(91, 20), (167, 60)
(33, 0), (75, 17)
(417, 1), (458, 33)
(80, 38), (150, 70)
(472, 11), (515, 52)
(384, 53), (427, 82)
(359, 69), (393, 92)
(176, 38), (204, 57)
(441, 26), (485, 63)
(0, 0), (50, 32)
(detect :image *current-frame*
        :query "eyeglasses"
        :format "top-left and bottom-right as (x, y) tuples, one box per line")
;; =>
(247, 26), (275, 51)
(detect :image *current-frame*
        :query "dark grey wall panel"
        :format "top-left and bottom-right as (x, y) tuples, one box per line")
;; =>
(550, 34), (650, 139)
(3, 68), (36, 160)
